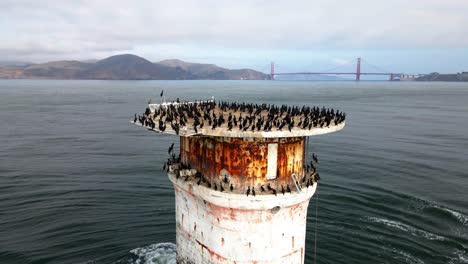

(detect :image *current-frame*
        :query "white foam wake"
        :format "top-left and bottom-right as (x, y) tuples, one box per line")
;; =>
(367, 217), (446, 241)
(409, 198), (468, 226)
(129, 243), (176, 264)
(385, 247), (425, 264)
(448, 249), (468, 264)
(437, 206), (468, 226)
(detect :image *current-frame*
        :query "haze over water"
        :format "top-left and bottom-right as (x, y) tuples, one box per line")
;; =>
(0, 80), (467, 264)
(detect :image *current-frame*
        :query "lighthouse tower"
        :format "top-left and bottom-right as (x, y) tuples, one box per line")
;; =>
(133, 99), (345, 264)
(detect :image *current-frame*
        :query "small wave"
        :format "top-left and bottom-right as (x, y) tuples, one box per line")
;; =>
(408, 198), (468, 226)
(385, 247), (425, 264)
(129, 243), (176, 264)
(436, 207), (468, 226)
(448, 249), (468, 264)
(367, 217), (446, 241)
(408, 197), (433, 212)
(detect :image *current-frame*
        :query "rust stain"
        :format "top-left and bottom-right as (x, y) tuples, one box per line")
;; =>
(280, 248), (302, 259)
(178, 222), (192, 239)
(180, 136), (305, 188)
(196, 239), (229, 262)
(174, 184), (197, 200)
(221, 237), (225, 246)
(195, 184), (300, 218)
(292, 236), (295, 249)
(206, 202), (275, 226)
(229, 208), (236, 221)
(188, 231), (303, 263)
(286, 201), (308, 220)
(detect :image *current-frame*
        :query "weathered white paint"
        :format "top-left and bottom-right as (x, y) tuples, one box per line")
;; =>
(169, 173), (317, 264)
(266, 143), (278, 180)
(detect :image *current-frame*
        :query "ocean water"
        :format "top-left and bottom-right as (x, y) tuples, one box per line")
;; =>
(0, 80), (467, 264)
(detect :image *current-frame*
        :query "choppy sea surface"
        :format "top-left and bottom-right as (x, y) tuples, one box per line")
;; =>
(0, 80), (467, 264)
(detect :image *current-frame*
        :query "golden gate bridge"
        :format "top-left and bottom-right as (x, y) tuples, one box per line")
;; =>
(269, 57), (426, 81)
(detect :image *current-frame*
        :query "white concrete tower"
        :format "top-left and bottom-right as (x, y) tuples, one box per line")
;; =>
(133, 99), (345, 264)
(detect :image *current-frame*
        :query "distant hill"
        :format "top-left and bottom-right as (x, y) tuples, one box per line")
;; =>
(158, 59), (267, 80)
(415, 72), (468, 82)
(158, 59), (223, 75)
(76, 54), (194, 80)
(0, 54), (268, 80)
(22, 60), (90, 79)
(0, 61), (33, 66)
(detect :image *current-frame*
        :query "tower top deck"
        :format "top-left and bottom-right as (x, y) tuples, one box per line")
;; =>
(134, 99), (346, 138)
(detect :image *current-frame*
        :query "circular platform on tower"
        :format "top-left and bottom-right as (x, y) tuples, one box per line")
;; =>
(132, 99), (346, 138)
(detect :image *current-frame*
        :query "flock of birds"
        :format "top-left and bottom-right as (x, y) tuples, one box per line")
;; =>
(135, 98), (333, 195)
(163, 143), (321, 196)
(133, 100), (346, 135)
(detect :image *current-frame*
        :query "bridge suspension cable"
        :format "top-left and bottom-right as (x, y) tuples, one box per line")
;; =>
(318, 58), (357, 74)
(360, 58), (393, 74)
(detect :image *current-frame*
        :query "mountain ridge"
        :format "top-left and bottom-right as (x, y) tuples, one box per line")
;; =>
(0, 54), (268, 80)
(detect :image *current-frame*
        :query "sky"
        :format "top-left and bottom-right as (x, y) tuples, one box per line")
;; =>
(1, 0), (468, 74)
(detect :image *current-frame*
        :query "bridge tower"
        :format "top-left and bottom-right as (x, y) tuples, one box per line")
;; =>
(356, 57), (361, 81)
(270, 62), (275, 80)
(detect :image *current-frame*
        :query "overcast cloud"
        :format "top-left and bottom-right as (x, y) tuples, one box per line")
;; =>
(1, 0), (468, 72)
